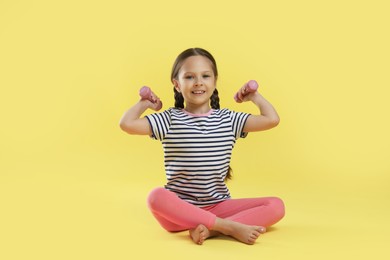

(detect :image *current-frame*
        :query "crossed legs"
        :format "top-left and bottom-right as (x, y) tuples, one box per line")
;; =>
(147, 187), (285, 245)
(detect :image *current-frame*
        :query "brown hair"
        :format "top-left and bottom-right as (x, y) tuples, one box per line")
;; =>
(170, 47), (232, 181)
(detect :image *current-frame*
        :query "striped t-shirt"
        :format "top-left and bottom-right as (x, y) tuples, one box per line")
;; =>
(146, 108), (250, 207)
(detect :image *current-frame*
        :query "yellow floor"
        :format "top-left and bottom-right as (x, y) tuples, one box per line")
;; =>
(1, 152), (388, 260)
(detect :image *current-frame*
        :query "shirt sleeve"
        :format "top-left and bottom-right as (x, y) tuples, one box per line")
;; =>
(230, 110), (251, 139)
(145, 109), (172, 141)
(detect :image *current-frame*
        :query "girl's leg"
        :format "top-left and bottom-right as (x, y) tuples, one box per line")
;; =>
(147, 187), (266, 245)
(147, 187), (216, 232)
(208, 197), (285, 227)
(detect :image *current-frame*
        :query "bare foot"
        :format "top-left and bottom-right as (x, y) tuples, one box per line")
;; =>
(213, 218), (266, 245)
(189, 224), (210, 245)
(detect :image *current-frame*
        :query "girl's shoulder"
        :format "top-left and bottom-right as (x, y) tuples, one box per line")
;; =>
(166, 107), (184, 116)
(152, 107), (181, 115)
(213, 108), (238, 116)
(217, 108), (231, 113)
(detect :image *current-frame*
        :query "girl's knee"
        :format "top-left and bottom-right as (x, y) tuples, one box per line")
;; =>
(147, 187), (169, 210)
(270, 197), (286, 220)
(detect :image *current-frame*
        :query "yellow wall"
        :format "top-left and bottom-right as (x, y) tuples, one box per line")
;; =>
(1, 1), (389, 259)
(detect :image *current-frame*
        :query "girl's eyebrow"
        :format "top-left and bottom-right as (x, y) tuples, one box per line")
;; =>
(183, 71), (212, 74)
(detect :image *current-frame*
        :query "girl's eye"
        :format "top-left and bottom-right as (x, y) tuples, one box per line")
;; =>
(185, 76), (194, 79)
(203, 75), (210, 78)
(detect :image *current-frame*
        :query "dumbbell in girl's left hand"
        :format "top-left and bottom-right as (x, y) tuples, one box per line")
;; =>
(234, 80), (259, 103)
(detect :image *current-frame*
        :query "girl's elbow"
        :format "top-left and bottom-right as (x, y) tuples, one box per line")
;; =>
(270, 116), (280, 128)
(119, 122), (135, 134)
(119, 119), (126, 130)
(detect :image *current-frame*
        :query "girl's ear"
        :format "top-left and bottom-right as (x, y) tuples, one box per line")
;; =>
(173, 79), (181, 93)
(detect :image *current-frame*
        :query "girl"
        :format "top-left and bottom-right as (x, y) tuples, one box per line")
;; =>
(119, 48), (285, 245)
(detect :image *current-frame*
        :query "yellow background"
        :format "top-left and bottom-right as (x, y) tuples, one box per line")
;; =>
(1, 0), (389, 259)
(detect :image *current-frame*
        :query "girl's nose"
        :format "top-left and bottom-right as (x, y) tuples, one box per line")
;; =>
(194, 77), (203, 86)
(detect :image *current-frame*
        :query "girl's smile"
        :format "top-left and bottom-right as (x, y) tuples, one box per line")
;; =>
(191, 90), (206, 95)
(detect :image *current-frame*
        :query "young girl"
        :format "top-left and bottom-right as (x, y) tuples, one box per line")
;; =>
(119, 48), (285, 245)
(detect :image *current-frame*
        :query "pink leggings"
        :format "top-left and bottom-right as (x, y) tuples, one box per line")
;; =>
(147, 187), (285, 232)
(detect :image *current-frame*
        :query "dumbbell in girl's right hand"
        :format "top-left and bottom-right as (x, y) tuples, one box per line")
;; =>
(139, 86), (163, 111)
(234, 80), (259, 103)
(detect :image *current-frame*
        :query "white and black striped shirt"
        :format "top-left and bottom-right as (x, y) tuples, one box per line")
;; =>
(146, 108), (250, 207)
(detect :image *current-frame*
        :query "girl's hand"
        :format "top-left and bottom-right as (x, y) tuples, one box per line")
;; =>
(142, 98), (162, 111)
(139, 86), (163, 111)
(234, 80), (259, 103)
(240, 91), (259, 102)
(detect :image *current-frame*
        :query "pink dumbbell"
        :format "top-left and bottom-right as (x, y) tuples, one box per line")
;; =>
(234, 80), (259, 103)
(139, 86), (163, 110)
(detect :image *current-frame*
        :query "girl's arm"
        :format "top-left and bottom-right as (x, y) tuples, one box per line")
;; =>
(119, 100), (158, 135)
(242, 92), (280, 132)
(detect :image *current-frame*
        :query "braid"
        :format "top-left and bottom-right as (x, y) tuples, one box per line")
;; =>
(174, 87), (184, 109)
(225, 166), (232, 181)
(210, 88), (220, 109)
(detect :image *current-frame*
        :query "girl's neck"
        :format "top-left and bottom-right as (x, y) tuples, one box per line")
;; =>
(183, 104), (212, 115)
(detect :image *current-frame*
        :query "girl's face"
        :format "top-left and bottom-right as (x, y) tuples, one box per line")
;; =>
(173, 55), (216, 112)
